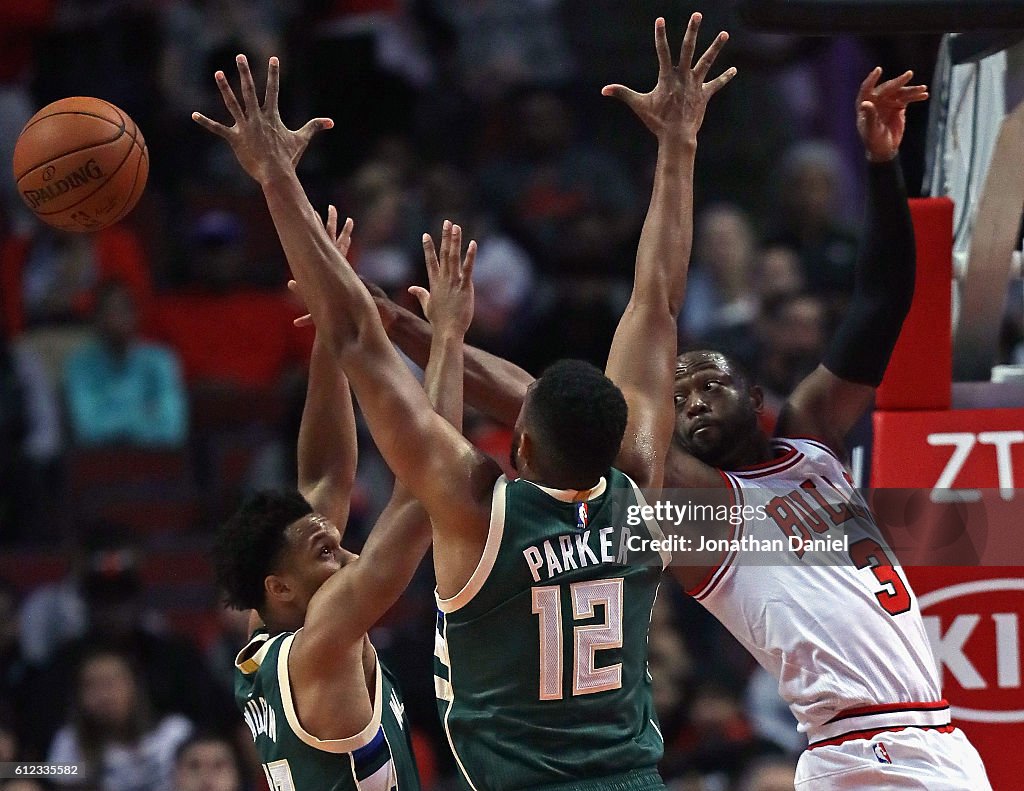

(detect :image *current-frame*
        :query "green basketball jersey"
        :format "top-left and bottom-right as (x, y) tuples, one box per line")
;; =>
(234, 629), (420, 791)
(434, 469), (671, 791)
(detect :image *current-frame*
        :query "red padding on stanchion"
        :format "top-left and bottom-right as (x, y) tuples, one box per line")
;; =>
(876, 198), (953, 411)
(872, 407), (1024, 488)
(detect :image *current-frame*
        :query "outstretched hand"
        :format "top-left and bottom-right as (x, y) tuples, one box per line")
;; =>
(411, 220), (476, 338)
(602, 13), (736, 143)
(857, 67), (929, 163)
(192, 55), (333, 184)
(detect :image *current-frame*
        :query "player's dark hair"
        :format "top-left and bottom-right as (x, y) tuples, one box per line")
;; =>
(526, 359), (627, 487)
(213, 489), (312, 612)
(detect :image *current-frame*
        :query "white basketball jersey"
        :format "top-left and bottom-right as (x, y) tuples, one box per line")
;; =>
(690, 438), (947, 747)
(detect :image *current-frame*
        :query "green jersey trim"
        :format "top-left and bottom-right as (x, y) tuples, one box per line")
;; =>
(523, 476), (608, 502)
(436, 475), (508, 614)
(235, 630), (276, 675)
(276, 632), (384, 754)
(437, 616), (480, 791)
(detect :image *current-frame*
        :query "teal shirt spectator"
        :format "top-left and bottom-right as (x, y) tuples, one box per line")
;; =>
(64, 338), (188, 447)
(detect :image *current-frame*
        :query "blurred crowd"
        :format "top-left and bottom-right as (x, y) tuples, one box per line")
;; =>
(0, 1), (980, 790)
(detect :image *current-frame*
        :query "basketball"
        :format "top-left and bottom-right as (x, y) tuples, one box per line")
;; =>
(12, 96), (149, 233)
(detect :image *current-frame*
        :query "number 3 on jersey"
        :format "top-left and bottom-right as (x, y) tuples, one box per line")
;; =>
(531, 578), (624, 701)
(849, 538), (912, 616)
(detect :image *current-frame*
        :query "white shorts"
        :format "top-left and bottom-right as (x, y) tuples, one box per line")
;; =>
(795, 728), (992, 790)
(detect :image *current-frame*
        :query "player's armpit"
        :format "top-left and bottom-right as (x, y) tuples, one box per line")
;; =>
(776, 365), (874, 455)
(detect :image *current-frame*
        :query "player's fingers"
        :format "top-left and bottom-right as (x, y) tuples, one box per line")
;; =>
(338, 216), (354, 256)
(601, 85), (643, 112)
(654, 17), (672, 76)
(213, 71), (244, 123)
(449, 224), (462, 279)
(297, 117), (335, 143)
(287, 279), (299, 292)
(857, 67), (882, 104)
(876, 70), (914, 95)
(408, 285), (430, 315)
(191, 112), (232, 139)
(325, 204), (338, 239)
(293, 313), (313, 328)
(705, 66), (738, 95)
(235, 54), (260, 115)
(859, 100), (879, 128)
(679, 12), (702, 70)
(422, 233), (439, 277)
(693, 31), (729, 80)
(439, 219), (452, 272)
(462, 240), (478, 285)
(265, 56), (280, 112)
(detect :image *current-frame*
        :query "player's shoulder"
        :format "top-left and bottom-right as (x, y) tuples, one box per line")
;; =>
(776, 436), (844, 464)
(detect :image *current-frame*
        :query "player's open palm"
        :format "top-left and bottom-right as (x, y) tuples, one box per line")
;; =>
(412, 220), (476, 338)
(602, 13), (736, 142)
(192, 55), (333, 184)
(857, 67), (929, 162)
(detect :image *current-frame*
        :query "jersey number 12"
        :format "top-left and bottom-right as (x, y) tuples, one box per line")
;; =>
(531, 578), (624, 701)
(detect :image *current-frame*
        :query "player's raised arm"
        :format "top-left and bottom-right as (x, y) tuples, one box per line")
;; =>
(193, 55), (497, 538)
(293, 221), (474, 653)
(778, 69), (929, 453)
(294, 211), (357, 533)
(602, 14), (735, 488)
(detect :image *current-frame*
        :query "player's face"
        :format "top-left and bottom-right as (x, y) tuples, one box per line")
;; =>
(282, 514), (356, 612)
(673, 353), (759, 467)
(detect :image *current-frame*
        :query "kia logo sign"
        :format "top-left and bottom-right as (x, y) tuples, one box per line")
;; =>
(919, 579), (1024, 723)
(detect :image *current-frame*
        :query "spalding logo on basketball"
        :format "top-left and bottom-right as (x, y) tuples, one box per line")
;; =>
(919, 579), (1024, 723)
(12, 96), (148, 233)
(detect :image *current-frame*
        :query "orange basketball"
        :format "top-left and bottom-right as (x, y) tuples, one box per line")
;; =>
(13, 97), (149, 233)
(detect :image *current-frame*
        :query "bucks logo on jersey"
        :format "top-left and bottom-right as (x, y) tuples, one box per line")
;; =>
(234, 629), (420, 791)
(434, 469), (670, 791)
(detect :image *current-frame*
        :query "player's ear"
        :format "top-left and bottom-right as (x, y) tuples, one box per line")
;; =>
(265, 574), (294, 603)
(749, 385), (765, 414)
(518, 431), (534, 472)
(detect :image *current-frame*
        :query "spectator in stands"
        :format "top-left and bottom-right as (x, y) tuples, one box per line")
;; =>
(64, 280), (187, 448)
(16, 532), (233, 758)
(0, 323), (61, 542)
(662, 682), (780, 788)
(763, 141), (859, 298)
(18, 523), (144, 666)
(753, 244), (805, 304)
(744, 666), (803, 757)
(735, 756), (798, 791)
(0, 223), (152, 339)
(149, 211), (311, 391)
(47, 647), (192, 791)
(0, 583), (28, 724)
(752, 291), (829, 419)
(171, 734), (242, 791)
(480, 87), (641, 273)
(0, 1), (55, 234)
(420, 163), (538, 361)
(681, 203), (759, 349)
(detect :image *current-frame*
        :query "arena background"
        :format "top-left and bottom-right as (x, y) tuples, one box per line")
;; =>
(1, 2), (1022, 790)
